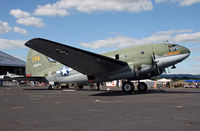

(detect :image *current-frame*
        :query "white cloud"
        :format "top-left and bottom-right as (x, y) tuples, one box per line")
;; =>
(81, 36), (139, 49)
(10, 9), (30, 18)
(155, 29), (193, 35)
(0, 39), (26, 49)
(80, 29), (200, 49)
(81, 34), (170, 49)
(155, 0), (167, 3)
(174, 32), (200, 43)
(34, 4), (69, 16)
(156, 0), (200, 6)
(177, 0), (200, 6)
(34, 0), (153, 16)
(13, 27), (27, 35)
(16, 16), (44, 27)
(10, 9), (44, 28)
(0, 20), (11, 33)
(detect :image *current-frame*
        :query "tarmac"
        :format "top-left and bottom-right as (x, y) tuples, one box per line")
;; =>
(0, 86), (200, 131)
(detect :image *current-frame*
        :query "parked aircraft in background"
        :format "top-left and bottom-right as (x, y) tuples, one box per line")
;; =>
(24, 38), (190, 93)
(0, 72), (24, 80)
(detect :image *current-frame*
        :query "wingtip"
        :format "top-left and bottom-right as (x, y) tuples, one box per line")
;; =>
(25, 38), (44, 47)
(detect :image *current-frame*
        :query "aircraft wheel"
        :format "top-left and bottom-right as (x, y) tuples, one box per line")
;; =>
(65, 85), (69, 89)
(97, 83), (100, 91)
(61, 85), (69, 89)
(138, 82), (148, 92)
(78, 84), (83, 89)
(122, 81), (134, 94)
(48, 85), (53, 90)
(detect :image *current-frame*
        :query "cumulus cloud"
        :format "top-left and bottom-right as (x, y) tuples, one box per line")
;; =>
(156, 0), (200, 6)
(0, 39), (26, 49)
(155, 0), (167, 3)
(0, 19), (28, 35)
(155, 29), (193, 35)
(34, 4), (69, 16)
(10, 9), (30, 18)
(34, 0), (153, 16)
(81, 35), (170, 49)
(174, 32), (200, 43)
(177, 0), (200, 6)
(16, 16), (44, 27)
(10, 9), (44, 27)
(0, 20), (11, 33)
(80, 29), (200, 49)
(13, 27), (27, 35)
(81, 36), (139, 49)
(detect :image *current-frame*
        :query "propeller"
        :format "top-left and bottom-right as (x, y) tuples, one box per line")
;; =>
(164, 68), (167, 74)
(152, 51), (160, 75)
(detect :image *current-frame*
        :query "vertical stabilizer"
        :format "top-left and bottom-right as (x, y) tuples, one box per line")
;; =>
(26, 49), (50, 76)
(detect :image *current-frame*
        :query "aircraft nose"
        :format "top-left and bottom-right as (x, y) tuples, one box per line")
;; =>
(178, 45), (190, 60)
(181, 46), (190, 54)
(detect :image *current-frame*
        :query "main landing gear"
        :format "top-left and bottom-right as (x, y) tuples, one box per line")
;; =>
(137, 82), (148, 93)
(122, 81), (134, 94)
(121, 81), (148, 94)
(78, 84), (83, 89)
(48, 83), (69, 90)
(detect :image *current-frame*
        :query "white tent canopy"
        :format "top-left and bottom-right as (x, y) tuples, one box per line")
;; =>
(157, 78), (172, 82)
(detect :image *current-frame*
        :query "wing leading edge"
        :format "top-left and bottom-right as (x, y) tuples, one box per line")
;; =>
(25, 38), (128, 76)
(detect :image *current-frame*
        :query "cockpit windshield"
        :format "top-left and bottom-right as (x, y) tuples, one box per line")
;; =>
(168, 44), (180, 52)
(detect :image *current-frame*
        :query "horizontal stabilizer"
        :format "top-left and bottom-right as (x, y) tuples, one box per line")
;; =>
(11, 77), (48, 83)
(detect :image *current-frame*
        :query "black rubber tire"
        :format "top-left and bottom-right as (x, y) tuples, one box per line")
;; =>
(122, 81), (134, 94)
(61, 85), (69, 89)
(138, 82), (148, 92)
(78, 85), (83, 89)
(48, 85), (53, 90)
(65, 85), (69, 89)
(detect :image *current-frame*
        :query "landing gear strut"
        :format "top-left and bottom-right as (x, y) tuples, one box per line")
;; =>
(137, 82), (148, 92)
(61, 84), (69, 89)
(97, 83), (100, 91)
(78, 84), (83, 89)
(48, 85), (53, 90)
(122, 81), (134, 94)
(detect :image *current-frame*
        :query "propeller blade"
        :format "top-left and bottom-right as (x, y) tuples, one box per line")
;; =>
(164, 68), (167, 74)
(151, 51), (160, 74)
(152, 51), (156, 60)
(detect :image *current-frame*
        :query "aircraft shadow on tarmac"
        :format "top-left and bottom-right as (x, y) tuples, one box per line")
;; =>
(22, 88), (200, 96)
(90, 89), (200, 97)
(23, 88), (62, 91)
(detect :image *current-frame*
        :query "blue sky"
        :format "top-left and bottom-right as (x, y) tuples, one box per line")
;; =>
(0, 0), (200, 74)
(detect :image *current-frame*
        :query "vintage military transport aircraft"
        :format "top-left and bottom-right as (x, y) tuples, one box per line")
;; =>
(24, 38), (190, 93)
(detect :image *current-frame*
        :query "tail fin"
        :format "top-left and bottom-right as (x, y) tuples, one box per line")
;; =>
(26, 49), (50, 76)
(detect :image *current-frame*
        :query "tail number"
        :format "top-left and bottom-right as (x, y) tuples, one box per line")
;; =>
(32, 56), (40, 62)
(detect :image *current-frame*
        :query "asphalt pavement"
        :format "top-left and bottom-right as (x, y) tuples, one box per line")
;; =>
(0, 86), (200, 131)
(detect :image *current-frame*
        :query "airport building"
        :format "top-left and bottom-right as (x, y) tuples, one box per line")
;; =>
(0, 50), (25, 76)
